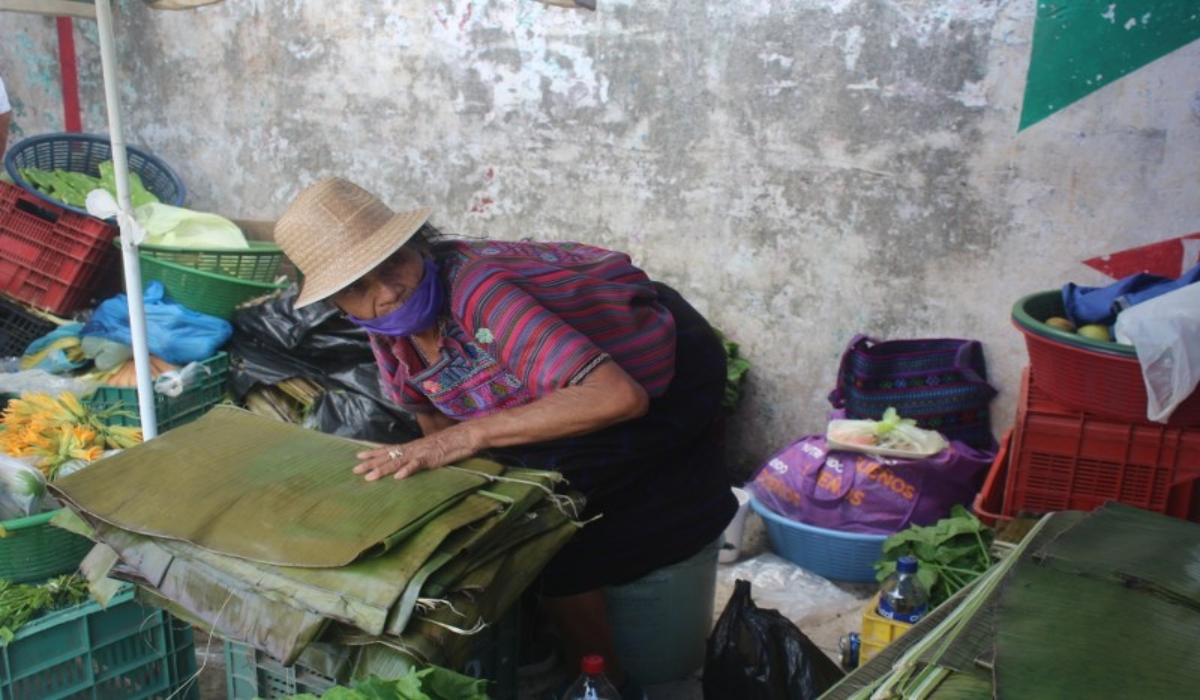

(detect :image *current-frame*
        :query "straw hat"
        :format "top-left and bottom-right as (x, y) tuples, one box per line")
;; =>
(274, 177), (432, 308)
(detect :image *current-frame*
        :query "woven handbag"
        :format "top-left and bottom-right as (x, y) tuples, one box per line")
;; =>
(827, 334), (998, 450)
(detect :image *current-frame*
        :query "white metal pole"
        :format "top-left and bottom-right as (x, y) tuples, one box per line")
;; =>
(94, 0), (158, 438)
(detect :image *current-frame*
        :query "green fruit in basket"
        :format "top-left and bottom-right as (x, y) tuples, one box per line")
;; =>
(1044, 316), (1076, 332)
(1077, 324), (1111, 342)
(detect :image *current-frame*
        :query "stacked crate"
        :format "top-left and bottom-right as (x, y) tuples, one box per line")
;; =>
(976, 370), (1200, 526)
(976, 291), (1200, 526)
(0, 180), (120, 318)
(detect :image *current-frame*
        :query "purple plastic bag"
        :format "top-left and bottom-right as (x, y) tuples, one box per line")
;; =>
(748, 435), (994, 535)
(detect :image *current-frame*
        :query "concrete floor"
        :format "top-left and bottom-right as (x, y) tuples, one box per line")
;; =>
(190, 512), (876, 700)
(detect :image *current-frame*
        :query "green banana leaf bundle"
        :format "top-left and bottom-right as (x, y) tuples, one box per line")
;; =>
(823, 503), (1200, 699)
(48, 406), (584, 678)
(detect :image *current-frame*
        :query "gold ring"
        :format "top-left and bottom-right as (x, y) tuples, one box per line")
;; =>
(387, 448), (404, 459)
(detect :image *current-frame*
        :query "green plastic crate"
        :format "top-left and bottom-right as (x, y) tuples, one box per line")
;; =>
(136, 240), (285, 284)
(85, 352), (230, 432)
(0, 509), (95, 584)
(224, 606), (519, 700)
(0, 584), (199, 700)
(138, 254), (285, 320)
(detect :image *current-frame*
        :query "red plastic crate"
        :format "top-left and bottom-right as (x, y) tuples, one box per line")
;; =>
(972, 429), (1014, 528)
(0, 181), (119, 316)
(1003, 368), (1200, 519)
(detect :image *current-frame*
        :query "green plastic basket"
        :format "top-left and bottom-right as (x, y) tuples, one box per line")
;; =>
(0, 509), (94, 583)
(224, 606), (519, 700)
(139, 253), (285, 320)
(0, 583), (199, 700)
(137, 240), (285, 283)
(85, 352), (230, 432)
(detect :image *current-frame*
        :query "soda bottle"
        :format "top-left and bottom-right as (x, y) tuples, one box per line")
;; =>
(876, 555), (929, 624)
(561, 654), (620, 700)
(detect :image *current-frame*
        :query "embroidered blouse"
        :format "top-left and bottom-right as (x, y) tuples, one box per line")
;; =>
(368, 240), (677, 420)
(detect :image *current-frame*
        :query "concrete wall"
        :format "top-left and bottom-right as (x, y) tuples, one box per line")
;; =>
(3, 0), (1198, 479)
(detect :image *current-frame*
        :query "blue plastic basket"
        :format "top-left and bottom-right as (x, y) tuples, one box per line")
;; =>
(750, 496), (887, 583)
(4, 132), (186, 219)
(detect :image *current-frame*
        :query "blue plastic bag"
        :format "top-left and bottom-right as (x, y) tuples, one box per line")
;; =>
(81, 282), (233, 365)
(20, 323), (88, 373)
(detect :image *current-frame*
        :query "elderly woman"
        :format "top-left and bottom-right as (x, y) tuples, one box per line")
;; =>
(275, 177), (736, 699)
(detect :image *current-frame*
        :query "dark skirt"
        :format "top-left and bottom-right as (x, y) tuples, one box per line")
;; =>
(493, 283), (738, 596)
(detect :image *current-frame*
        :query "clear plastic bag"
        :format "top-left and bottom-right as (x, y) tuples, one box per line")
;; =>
(136, 202), (248, 249)
(825, 408), (948, 458)
(0, 454), (52, 521)
(153, 361), (212, 397)
(1115, 281), (1200, 422)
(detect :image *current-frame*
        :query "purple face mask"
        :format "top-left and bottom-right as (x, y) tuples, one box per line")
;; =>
(346, 257), (445, 336)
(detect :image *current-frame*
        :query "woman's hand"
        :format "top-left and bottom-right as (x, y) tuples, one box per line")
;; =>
(354, 428), (475, 481)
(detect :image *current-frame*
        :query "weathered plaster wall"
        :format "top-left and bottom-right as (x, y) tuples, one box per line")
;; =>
(3, 1), (1198, 478)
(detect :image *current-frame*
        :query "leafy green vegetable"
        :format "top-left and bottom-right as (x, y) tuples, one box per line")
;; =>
(98, 161), (159, 208)
(266, 668), (491, 700)
(0, 574), (91, 644)
(19, 161), (160, 210)
(715, 327), (751, 416)
(874, 505), (995, 609)
(873, 407), (915, 437)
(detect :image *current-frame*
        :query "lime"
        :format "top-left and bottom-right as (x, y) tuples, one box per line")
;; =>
(1044, 316), (1075, 332)
(1077, 324), (1111, 342)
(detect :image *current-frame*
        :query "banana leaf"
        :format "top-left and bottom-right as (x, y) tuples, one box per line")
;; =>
(384, 472), (569, 637)
(307, 520), (578, 679)
(50, 406), (503, 567)
(74, 494), (500, 639)
(993, 504), (1200, 698)
(828, 504), (1200, 700)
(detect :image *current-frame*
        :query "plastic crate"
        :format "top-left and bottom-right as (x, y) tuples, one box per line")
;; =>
(972, 430), (1014, 528)
(0, 181), (120, 316)
(1004, 368), (1200, 519)
(859, 593), (913, 664)
(0, 294), (58, 357)
(1012, 289), (1200, 426)
(137, 240), (285, 283)
(4, 132), (186, 219)
(85, 352), (230, 432)
(224, 605), (519, 700)
(138, 254), (285, 320)
(749, 496), (887, 583)
(0, 509), (95, 584)
(0, 584), (199, 700)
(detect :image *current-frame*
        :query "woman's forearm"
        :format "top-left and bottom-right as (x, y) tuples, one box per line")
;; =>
(355, 360), (648, 480)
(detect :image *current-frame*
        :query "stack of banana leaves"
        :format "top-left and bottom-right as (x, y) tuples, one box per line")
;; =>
(47, 405), (583, 681)
(823, 502), (1200, 699)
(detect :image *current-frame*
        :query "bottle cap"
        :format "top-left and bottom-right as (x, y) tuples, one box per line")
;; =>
(897, 555), (918, 574)
(581, 654), (605, 675)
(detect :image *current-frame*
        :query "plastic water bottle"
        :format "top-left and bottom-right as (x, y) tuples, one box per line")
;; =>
(561, 654), (620, 700)
(876, 555), (929, 624)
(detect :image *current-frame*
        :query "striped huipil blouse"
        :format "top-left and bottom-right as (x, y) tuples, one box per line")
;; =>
(369, 240), (677, 418)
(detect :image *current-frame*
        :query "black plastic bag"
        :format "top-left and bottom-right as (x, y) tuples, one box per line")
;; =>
(229, 286), (419, 442)
(702, 579), (844, 700)
(306, 390), (419, 444)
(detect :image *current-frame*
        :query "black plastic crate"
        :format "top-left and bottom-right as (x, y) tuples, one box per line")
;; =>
(0, 294), (57, 357)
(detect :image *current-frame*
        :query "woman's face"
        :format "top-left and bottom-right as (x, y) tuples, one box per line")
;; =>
(331, 244), (425, 320)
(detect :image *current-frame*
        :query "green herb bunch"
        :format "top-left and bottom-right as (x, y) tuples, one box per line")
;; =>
(874, 505), (995, 610)
(284, 668), (490, 699)
(0, 574), (91, 644)
(715, 328), (752, 416)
